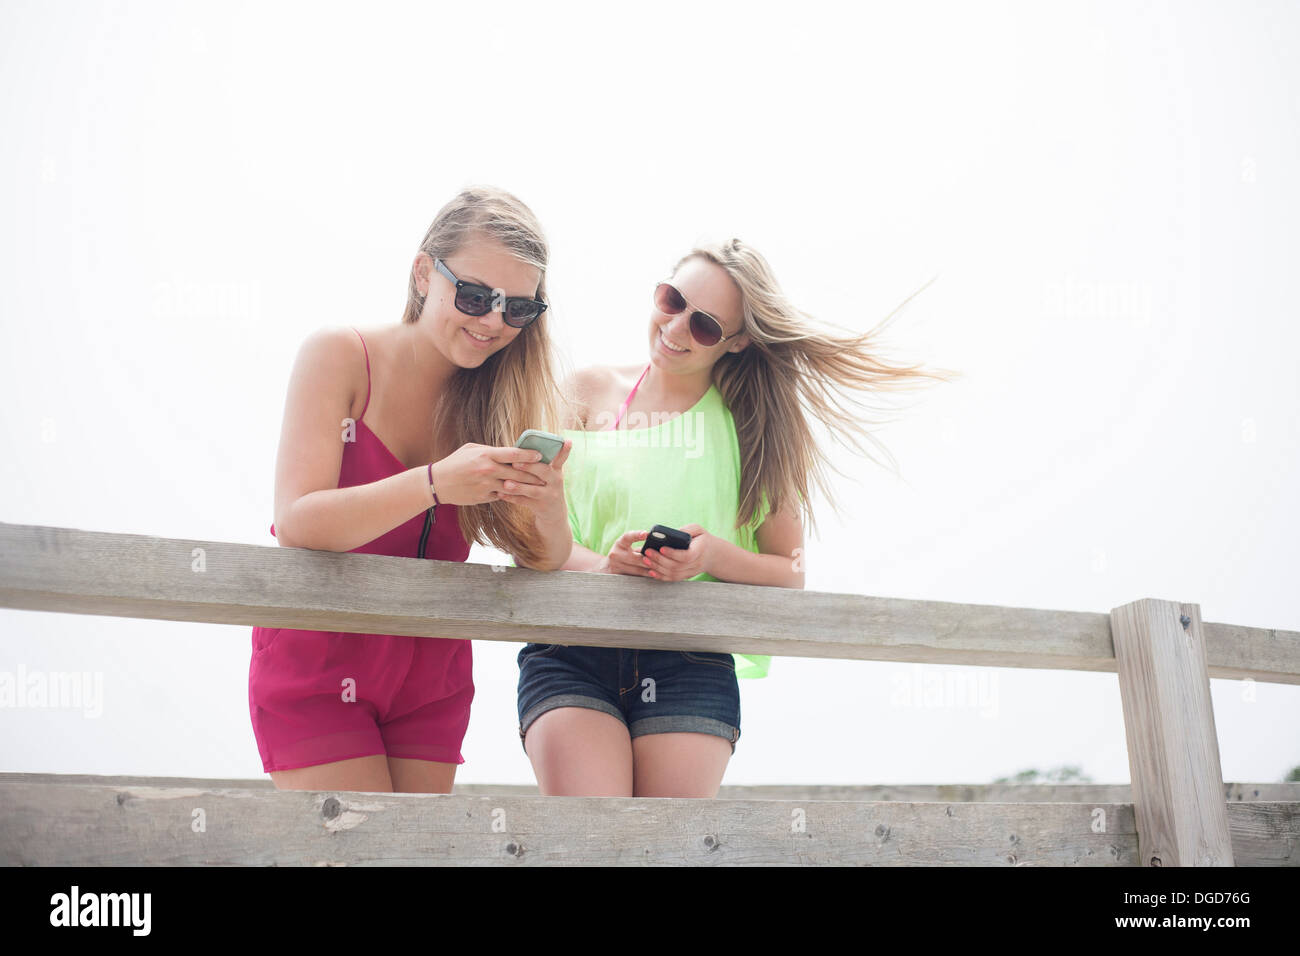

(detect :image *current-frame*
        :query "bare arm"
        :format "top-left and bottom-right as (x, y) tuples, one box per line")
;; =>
(514, 517), (573, 571)
(715, 505), (805, 588)
(639, 506), (806, 589)
(271, 328), (437, 552)
(562, 540), (606, 572)
(270, 328), (541, 553)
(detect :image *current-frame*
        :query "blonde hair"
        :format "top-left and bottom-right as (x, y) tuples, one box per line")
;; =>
(683, 239), (960, 538)
(404, 185), (561, 567)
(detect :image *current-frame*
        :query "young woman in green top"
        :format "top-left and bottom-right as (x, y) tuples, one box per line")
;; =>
(509, 239), (952, 797)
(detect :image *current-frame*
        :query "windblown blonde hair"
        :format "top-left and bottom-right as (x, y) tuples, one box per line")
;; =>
(403, 185), (561, 567)
(683, 239), (960, 538)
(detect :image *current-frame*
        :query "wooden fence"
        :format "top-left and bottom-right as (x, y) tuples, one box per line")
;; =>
(1, 521), (1297, 866)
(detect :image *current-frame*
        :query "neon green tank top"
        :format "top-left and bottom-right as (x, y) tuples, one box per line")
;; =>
(561, 370), (772, 679)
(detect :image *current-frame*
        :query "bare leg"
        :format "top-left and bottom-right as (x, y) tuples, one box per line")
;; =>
(524, 707), (634, 797)
(631, 733), (732, 798)
(387, 757), (458, 794)
(270, 754), (393, 792)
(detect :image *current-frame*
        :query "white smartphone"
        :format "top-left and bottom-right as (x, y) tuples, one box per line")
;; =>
(515, 429), (565, 464)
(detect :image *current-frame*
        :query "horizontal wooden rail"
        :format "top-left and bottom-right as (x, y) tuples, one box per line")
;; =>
(7, 773), (1299, 804)
(1, 777), (1295, 866)
(2, 522), (1298, 683)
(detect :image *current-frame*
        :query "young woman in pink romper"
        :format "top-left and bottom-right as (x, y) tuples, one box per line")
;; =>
(249, 186), (574, 794)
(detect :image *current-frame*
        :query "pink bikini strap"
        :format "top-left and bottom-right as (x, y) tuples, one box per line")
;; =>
(609, 364), (651, 430)
(351, 327), (372, 419)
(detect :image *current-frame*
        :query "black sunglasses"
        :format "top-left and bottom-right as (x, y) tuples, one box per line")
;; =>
(653, 282), (735, 347)
(433, 257), (547, 328)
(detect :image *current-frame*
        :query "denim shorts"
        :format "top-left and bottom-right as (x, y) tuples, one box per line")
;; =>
(516, 643), (741, 753)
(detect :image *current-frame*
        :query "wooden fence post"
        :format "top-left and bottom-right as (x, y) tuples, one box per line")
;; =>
(1111, 598), (1234, 866)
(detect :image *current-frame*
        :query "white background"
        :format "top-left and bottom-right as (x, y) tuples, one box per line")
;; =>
(1, 0), (1296, 786)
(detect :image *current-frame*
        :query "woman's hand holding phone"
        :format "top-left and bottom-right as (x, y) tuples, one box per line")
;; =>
(640, 523), (712, 581)
(430, 443), (549, 506)
(598, 530), (653, 576)
(496, 438), (573, 521)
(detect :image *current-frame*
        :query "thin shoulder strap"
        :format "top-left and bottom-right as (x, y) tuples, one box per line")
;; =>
(609, 363), (651, 430)
(350, 327), (372, 420)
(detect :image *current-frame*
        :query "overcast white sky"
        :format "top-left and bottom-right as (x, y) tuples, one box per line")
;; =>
(1, 0), (1297, 787)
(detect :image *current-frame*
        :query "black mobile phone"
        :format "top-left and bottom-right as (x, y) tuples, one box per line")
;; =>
(641, 524), (692, 554)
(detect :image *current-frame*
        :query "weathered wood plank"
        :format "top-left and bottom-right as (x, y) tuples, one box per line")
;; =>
(3, 523), (1297, 682)
(1112, 599), (1235, 866)
(1223, 801), (1300, 865)
(1201, 620), (1300, 683)
(0, 781), (1139, 866)
(2, 780), (1292, 866)
(6, 773), (1298, 804)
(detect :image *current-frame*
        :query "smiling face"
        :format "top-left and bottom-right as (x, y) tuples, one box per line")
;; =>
(413, 235), (543, 368)
(649, 255), (749, 373)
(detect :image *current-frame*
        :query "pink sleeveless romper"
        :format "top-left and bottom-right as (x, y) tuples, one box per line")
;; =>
(248, 327), (474, 772)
